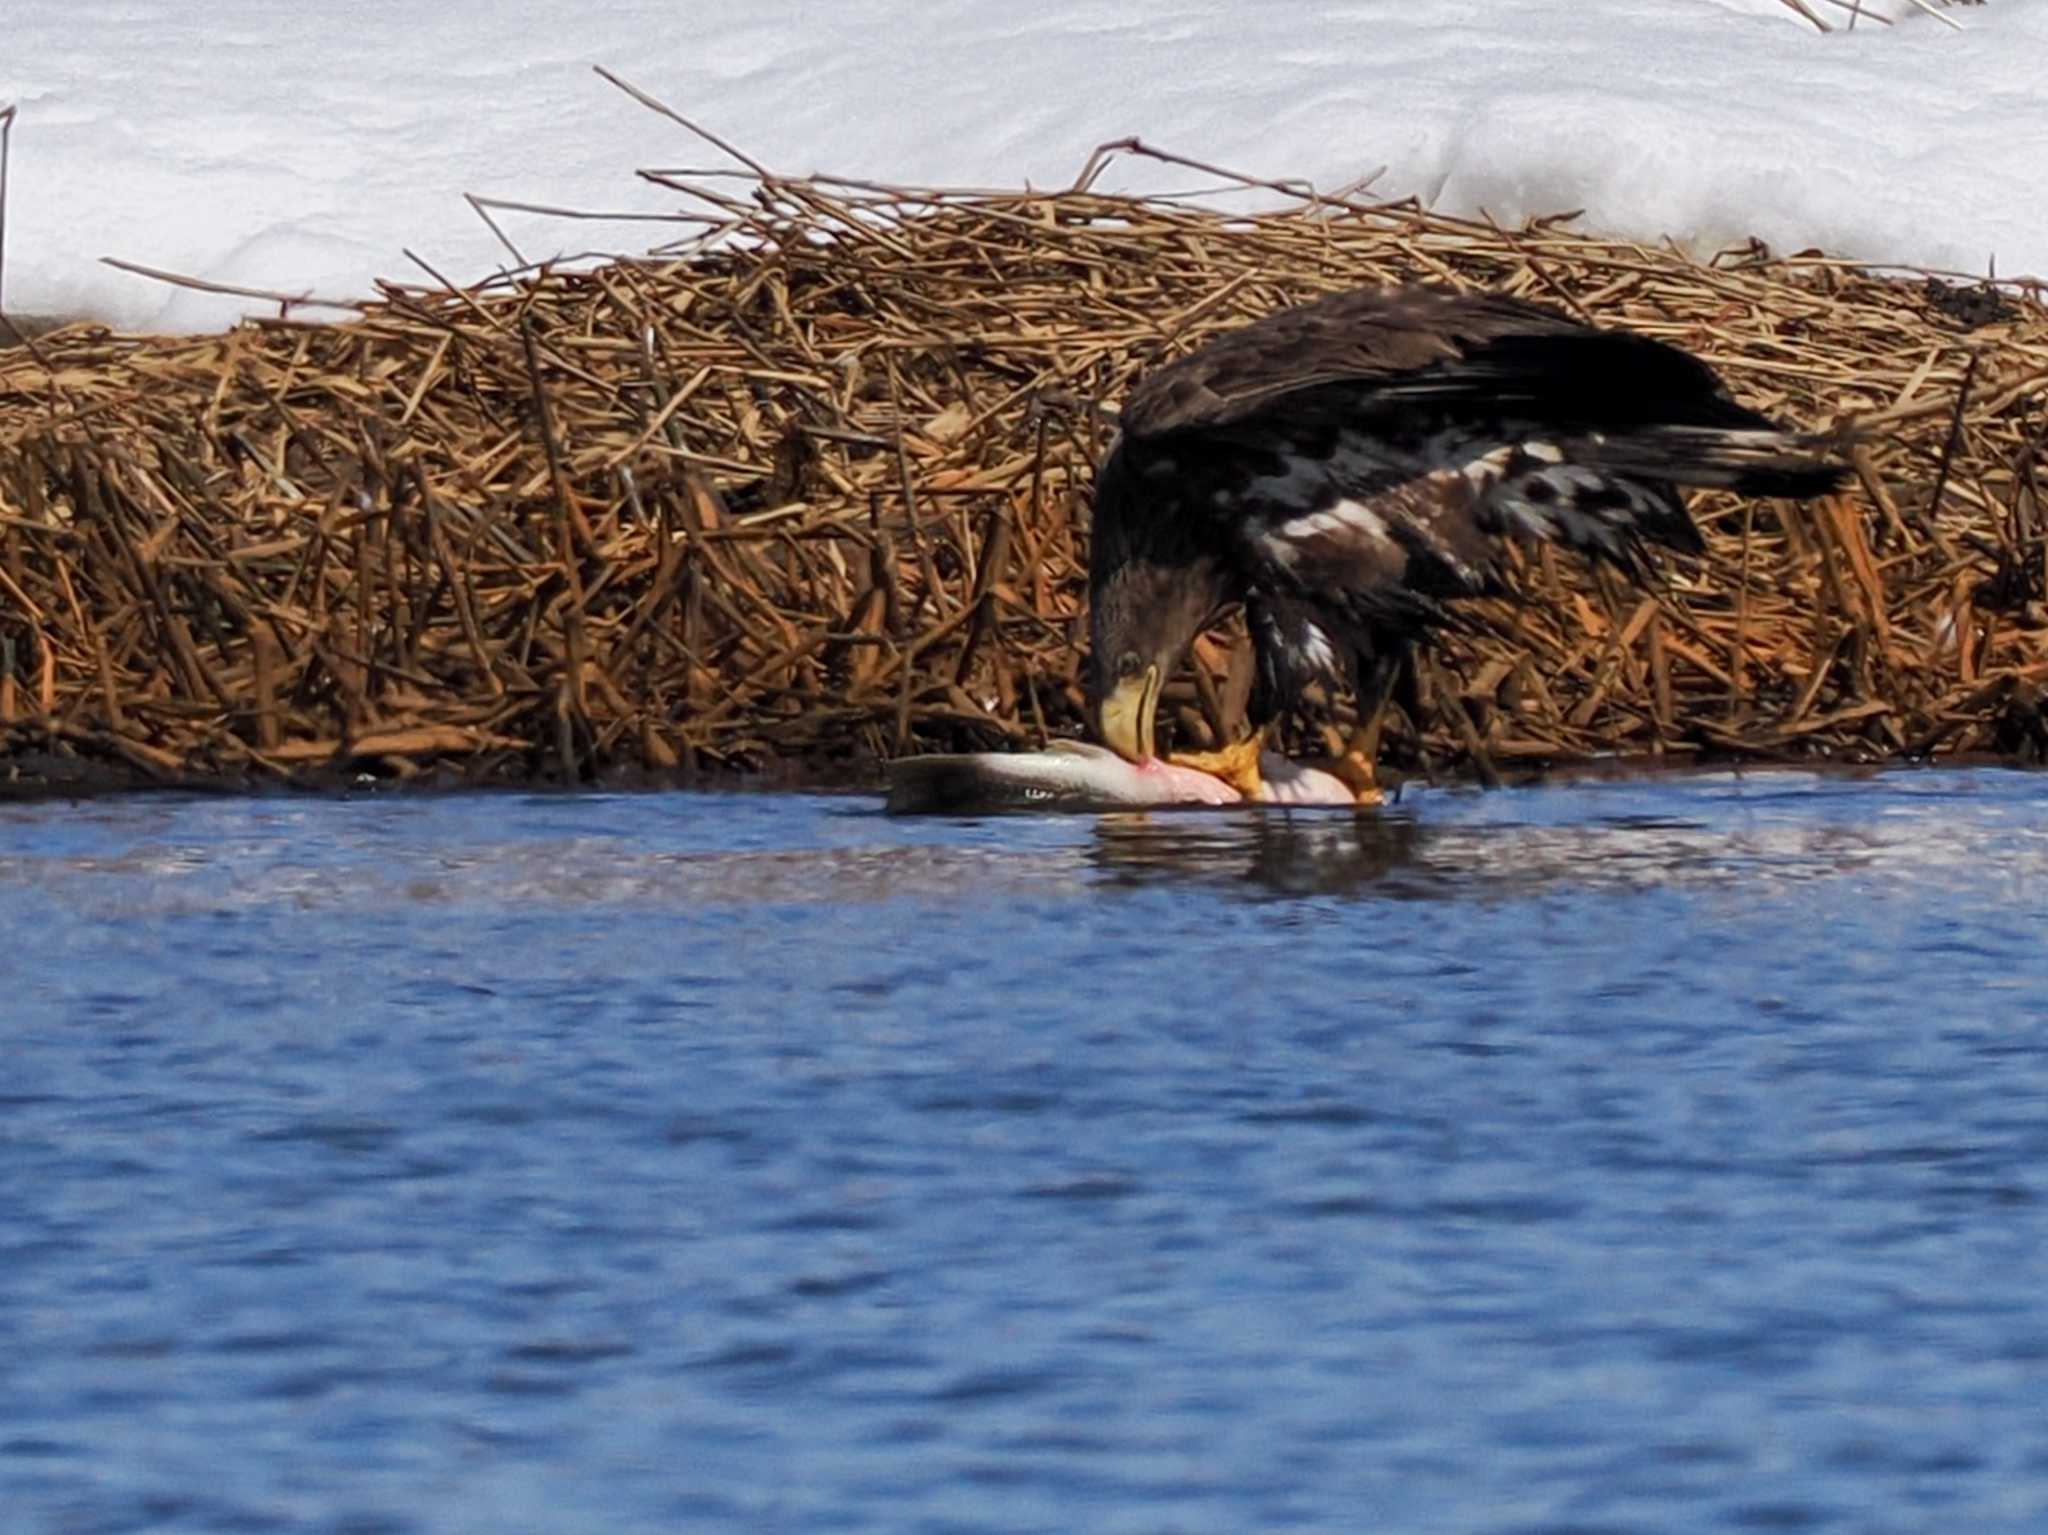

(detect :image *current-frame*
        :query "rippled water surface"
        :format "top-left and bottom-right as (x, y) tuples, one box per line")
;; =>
(6, 768), (2048, 1533)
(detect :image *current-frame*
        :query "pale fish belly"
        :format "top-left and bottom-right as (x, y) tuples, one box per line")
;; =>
(885, 741), (1356, 814)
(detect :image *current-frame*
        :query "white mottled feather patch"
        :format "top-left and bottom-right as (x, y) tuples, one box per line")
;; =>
(1292, 617), (1341, 675)
(1259, 497), (1399, 572)
(1465, 445), (1517, 481)
(1275, 499), (1397, 546)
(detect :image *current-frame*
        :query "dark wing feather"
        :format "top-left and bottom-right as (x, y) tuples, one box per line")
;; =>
(1119, 286), (1842, 501)
(1119, 288), (1582, 438)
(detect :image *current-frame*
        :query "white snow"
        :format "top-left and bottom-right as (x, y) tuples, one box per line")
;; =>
(2, 1), (2042, 333)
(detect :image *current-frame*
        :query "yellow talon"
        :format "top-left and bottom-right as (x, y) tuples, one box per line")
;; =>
(1326, 669), (1399, 808)
(1323, 747), (1387, 809)
(1169, 729), (1267, 800)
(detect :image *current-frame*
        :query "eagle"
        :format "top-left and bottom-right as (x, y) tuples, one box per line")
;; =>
(1086, 285), (1846, 802)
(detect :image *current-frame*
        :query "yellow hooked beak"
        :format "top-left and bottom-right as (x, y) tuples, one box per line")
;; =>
(1097, 664), (1161, 762)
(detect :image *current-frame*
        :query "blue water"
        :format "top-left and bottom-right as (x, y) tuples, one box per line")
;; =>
(4, 768), (2048, 1534)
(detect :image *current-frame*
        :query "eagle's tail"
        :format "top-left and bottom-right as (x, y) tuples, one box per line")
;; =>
(1479, 424), (1846, 573)
(1383, 321), (1849, 563)
(1566, 425), (1848, 501)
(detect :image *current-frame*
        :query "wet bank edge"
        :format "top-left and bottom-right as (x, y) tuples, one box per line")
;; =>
(0, 739), (2032, 807)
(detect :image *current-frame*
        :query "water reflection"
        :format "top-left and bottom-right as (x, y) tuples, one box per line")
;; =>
(1088, 809), (1434, 898)
(1077, 769), (2022, 902)
(0, 768), (2040, 919)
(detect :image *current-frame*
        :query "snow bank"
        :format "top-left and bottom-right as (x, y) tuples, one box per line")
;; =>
(2, 0), (2041, 332)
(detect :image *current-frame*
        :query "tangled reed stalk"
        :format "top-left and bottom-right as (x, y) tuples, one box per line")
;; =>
(0, 121), (2044, 790)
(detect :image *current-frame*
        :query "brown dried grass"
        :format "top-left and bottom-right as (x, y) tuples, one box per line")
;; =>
(1, 127), (2045, 789)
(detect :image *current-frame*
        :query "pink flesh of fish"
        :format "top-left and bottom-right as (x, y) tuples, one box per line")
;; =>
(1125, 755), (1245, 805)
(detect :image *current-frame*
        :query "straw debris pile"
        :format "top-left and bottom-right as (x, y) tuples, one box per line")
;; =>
(1, 141), (2045, 789)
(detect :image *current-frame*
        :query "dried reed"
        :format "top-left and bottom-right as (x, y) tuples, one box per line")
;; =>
(1, 129), (2044, 788)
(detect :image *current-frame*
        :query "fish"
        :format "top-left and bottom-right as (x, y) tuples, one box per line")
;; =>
(884, 740), (1359, 814)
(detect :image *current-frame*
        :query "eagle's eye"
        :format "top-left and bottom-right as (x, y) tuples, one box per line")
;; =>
(1114, 650), (1147, 680)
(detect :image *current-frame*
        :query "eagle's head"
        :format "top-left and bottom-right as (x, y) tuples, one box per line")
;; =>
(1087, 443), (1231, 762)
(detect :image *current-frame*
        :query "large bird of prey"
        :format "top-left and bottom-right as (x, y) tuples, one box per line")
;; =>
(1086, 285), (1845, 801)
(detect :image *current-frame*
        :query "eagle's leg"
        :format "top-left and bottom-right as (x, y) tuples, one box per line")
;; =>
(1169, 727), (1267, 801)
(1325, 733), (1387, 809)
(1323, 652), (1401, 808)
